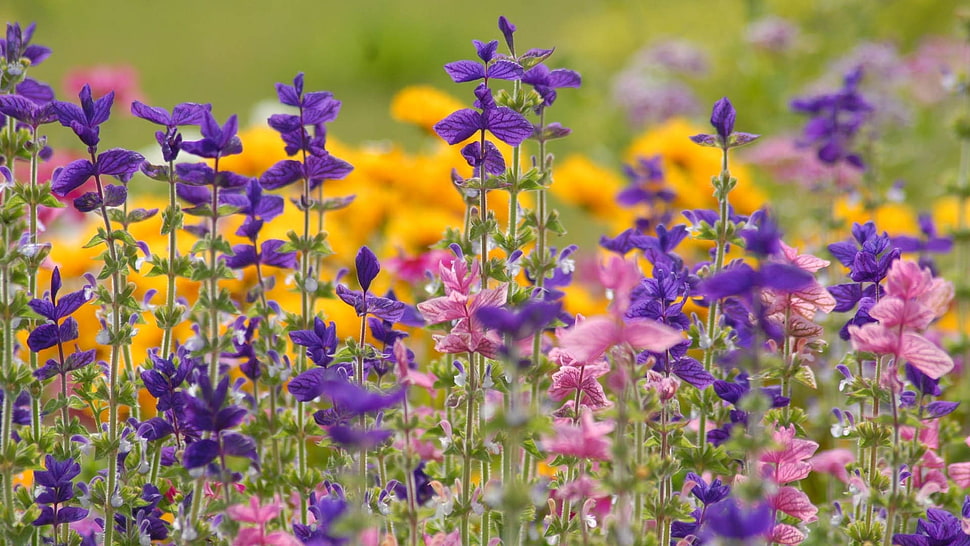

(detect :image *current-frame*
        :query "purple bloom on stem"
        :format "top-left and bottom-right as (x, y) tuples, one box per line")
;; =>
(434, 84), (532, 147)
(131, 101), (211, 162)
(699, 262), (813, 302)
(259, 152), (353, 190)
(521, 64), (581, 107)
(893, 508), (970, 546)
(0, 93), (56, 127)
(53, 84), (114, 148)
(27, 267), (92, 352)
(476, 300), (561, 340)
(180, 110), (242, 159)
(684, 472), (730, 506)
(32, 455), (88, 527)
(702, 499), (773, 541)
(444, 40), (523, 83)
(50, 148), (144, 197)
(289, 317), (338, 367)
(498, 16), (516, 54)
(690, 97), (760, 150)
(2, 22), (51, 67)
(791, 66), (873, 169)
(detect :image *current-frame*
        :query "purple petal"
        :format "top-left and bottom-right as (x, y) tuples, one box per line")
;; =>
(27, 323), (59, 352)
(760, 262), (813, 292)
(924, 401), (959, 419)
(259, 239), (297, 269)
(474, 40), (499, 62)
(275, 81), (301, 107)
(672, 358), (715, 389)
(171, 102), (211, 125)
(433, 108), (483, 144)
(73, 192), (102, 213)
(547, 69), (582, 88)
(223, 244), (257, 269)
(484, 107), (532, 146)
(306, 153), (353, 184)
(183, 439), (219, 469)
(260, 159), (303, 190)
(221, 432), (258, 463)
(51, 160), (95, 196)
(103, 184), (127, 207)
(485, 60), (524, 81)
(130, 101), (171, 125)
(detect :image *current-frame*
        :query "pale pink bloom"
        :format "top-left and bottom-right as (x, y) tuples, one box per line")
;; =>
(598, 255), (642, 314)
(385, 249), (453, 284)
(424, 530), (461, 546)
(884, 259), (953, 319)
(394, 339), (437, 392)
(900, 419), (940, 450)
(543, 408), (614, 460)
(763, 243), (835, 335)
(759, 425), (818, 484)
(770, 523), (806, 545)
(548, 361), (611, 410)
(64, 65), (144, 112)
(644, 370), (680, 401)
(418, 260), (508, 358)
(229, 496), (302, 546)
(556, 474), (603, 502)
(809, 448), (855, 483)
(557, 314), (683, 364)
(850, 322), (952, 378)
(770, 486), (818, 523)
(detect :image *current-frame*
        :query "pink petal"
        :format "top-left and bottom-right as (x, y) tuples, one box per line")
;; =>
(416, 294), (468, 324)
(869, 297), (934, 330)
(622, 319), (684, 352)
(900, 333), (953, 379)
(263, 532), (304, 546)
(949, 462), (970, 489)
(848, 323), (900, 356)
(771, 486), (818, 522)
(809, 449), (854, 483)
(770, 523), (806, 545)
(558, 316), (620, 364)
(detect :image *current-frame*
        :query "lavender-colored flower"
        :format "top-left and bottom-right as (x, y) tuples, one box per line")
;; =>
(180, 110), (242, 159)
(293, 488), (350, 545)
(791, 66), (873, 169)
(32, 455), (88, 527)
(0, 92), (56, 128)
(50, 148), (144, 197)
(1, 23), (50, 65)
(828, 221), (900, 283)
(434, 84), (532, 147)
(702, 499), (773, 541)
(113, 484), (169, 541)
(476, 300), (561, 341)
(336, 247), (407, 323)
(181, 374), (257, 470)
(685, 472), (730, 506)
(393, 463), (437, 505)
(690, 97), (760, 150)
(699, 261), (812, 302)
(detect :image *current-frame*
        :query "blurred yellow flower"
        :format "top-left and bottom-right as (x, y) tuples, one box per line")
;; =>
(391, 85), (465, 134)
(551, 155), (635, 228)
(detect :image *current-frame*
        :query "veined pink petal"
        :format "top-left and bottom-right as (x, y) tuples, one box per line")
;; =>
(622, 319), (684, 352)
(848, 322), (900, 356)
(949, 462), (970, 489)
(885, 259), (933, 300)
(769, 523), (806, 545)
(417, 293), (468, 324)
(780, 241), (829, 273)
(771, 486), (818, 522)
(794, 283), (836, 314)
(598, 256), (642, 313)
(869, 297), (935, 330)
(809, 448), (854, 483)
(558, 316), (620, 364)
(468, 284), (508, 314)
(900, 332), (953, 379)
(548, 366), (610, 409)
(922, 277), (954, 318)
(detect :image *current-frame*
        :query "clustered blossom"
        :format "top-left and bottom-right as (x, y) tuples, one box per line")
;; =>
(791, 66), (873, 168)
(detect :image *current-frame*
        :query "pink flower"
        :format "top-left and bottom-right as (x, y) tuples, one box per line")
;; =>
(557, 314), (683, 364)
(769, 486), (818, 523)
(543, 408), (614, 460)
(949, 462), (970, 489)
(394, 339), (437, 392)
(424, 530), (462, 546)
(417, 259), (507, 358)
(809, 448), (855, 483)
(759, 425), (818, 484)
(769, 523), (806, 545)
(63, 65), (144, 114)
(548, 361), (611, 410)
(229, 496), (302, 546)
(385, 249), (453, 284)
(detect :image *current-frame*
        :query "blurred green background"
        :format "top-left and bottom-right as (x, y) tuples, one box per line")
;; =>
(0, 0), (965, 173)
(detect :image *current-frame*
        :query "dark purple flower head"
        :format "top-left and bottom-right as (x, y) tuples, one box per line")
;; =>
(2, 22), (51, 67)
(393, 463), (437, 505)
(460, 140), (506, 176)
(356, 246), (381, 292)
(690, 97), (760, 150)
(180, 110), (242, 159)
(290, 317), (339, 367)
(260, 152), (353, 190)
(444, 39), (523, 84)
(32, 455), (88, 527)
(521, 64), (581, 108)
(53, 84), (114, 148)
(336, 251), (406, 323)
(893, 508), (970, 546)
(905, 363), (942, 397)
(699, 261), (812, 301)
(702, 499), (773, 541)
(27, 267), (92, 352)
(236, 178), (285, 239)
(498, 16), (516, 55)
(294, 489), (349, 545)
(685, 472), (730, 506)
(740, 210), (783, 257)
(434, 84), (532, 147)
(0, 93), (56, 127)
(131, 101), (211, 162)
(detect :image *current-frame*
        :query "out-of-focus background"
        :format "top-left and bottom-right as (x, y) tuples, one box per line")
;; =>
(1, 0), (963, 162)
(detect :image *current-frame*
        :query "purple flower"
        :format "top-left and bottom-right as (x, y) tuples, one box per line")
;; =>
(0, 92), (56, 128)
(699, 261), (812, 302)
(336, 247), (407, 323)
(893, 508), (970, 546)
(50, 148), (144, 197)
(1, 22), (51, 68)
(684, 472), (730, 506)
(521, 64), (581, 108)
(702, 499), (773, 541)
(224, 240), (297, 270)
(791, 66), (873, 169)
(259, 152), (354, 191)
(444, 40), (523, 84)
(53, 84), (114, 148)
(690, 97), (760, 150)
(498, 16), (516, 54)
(113, 484), (169, 541)
(27, 267), (92, 353)
(180, 110), (242, 159)
(393, 463), (437, 505)
(476, 300), (561, 340)
(32, 455), (88, 527)
(434, 84), (532, 147)
(131, 101), (211, 162)
(293, 489), (349, 545)
(289, 318), (338, 367)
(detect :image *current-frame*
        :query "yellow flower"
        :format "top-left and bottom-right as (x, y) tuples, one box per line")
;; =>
(551, 155), (635, 226)
(218, 125), (289, 177)
(390, 85), (465, 134)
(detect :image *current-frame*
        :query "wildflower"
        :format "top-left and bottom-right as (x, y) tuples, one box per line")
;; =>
(1, 22), (51, 67)
(689, 97), (760, 150)
(542, 408), (614, 460)
(701, 499), (773, 541)
(180, 109), (242, 159)
(521, 63), (581, 109)
(131, 100), (210, 162)
(27, 267), (93, 356)
(433, 84), (532, 147)
(893, 508), (970, 546)
(335, 246), (407, 323)
(443, 39), (522, 84)
(791, 66), (873, 168)
(32, 455), (88, 527)
(548, 360), (611, 410)
(228, 496), (301, 546)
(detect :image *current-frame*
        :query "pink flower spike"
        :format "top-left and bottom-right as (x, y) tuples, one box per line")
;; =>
(770, 486), (818, 522)
(226, 496), (281, 525)
(543, 408), (614, 460)
(424, 530), (462, 546)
